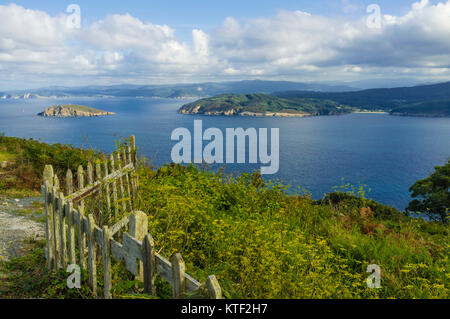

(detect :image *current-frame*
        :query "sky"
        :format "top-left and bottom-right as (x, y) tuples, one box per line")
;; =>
(0, 0), (449, 89)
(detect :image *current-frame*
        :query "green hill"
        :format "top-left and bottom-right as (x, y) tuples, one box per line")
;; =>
(178, 93), (354, 116)
(180, 82), (450, 117)
(390, 100), (450, 117)
(273, 82), (450, 111)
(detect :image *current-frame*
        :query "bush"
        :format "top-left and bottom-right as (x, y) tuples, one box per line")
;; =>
(0, 134), (99, 191)
(318, 192), (406, 221)
(407, 160), (450, 222)
(136, 163), (449, 299)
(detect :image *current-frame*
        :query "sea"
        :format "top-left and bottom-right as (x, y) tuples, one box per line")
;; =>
(1, 97), (449, 210)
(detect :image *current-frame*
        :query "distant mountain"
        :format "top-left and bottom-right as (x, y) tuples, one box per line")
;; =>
(273, 82), (450, 111)
(338, 78), (432, 90)
(0, 80), (356, 100)
(204, 80), (356, 94)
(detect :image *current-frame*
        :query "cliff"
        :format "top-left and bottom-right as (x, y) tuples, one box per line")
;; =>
(37, 104), (115, 117)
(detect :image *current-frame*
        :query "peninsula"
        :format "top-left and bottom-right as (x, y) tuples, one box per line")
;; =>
(179, 82), (450, 117)
(178, 93), (353, 117)
(37, 104), (115, 117)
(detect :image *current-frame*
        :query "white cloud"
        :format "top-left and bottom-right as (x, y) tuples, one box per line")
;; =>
(0, 1), (449, 89)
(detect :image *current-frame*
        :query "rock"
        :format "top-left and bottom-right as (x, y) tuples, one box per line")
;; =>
(37, 105), (115, 118)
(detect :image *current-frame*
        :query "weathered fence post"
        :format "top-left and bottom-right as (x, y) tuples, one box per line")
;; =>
(43, 165), (54, 270)
(95, 162), (103, 223)
(87, 162), (93, 185)
(122, 150), (132, 211)
(58, 193), (67, 269)
(77, 165), (85, 215)
(206, 275), (222, 299)
(142, 233), (156, 295)
(109, 154), (119, 219)
(116, 152), (127, 213)
(126, 146), (136, 207)
(77, 165), (87, 268)
(130, 211), (148, 281)
(129, 135), (137, 166)
(66, 201), (76, 265)
(171, 253), (186, 299)
(102, 225), (112, 299)
(51, 183), (59, 269)
(104, 161), (111, 221)
(87, 214), (97, 296)
(129, 135), (139, 205)
(66, 169), (73, 195)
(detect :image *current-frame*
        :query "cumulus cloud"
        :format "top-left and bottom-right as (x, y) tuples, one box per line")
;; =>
(0, 1), (449, 88)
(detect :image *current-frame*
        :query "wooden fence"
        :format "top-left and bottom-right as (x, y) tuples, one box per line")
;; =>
(41, 135), (222, 299)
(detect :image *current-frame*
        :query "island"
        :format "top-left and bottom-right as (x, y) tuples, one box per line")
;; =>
(37, 104), (115, 117)
(178, 93), (354, 117)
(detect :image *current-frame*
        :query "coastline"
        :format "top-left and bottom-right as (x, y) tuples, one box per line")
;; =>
(240, 111), (311, 117)
(352, 111), (389, 114)
(178, 110), (312, 117)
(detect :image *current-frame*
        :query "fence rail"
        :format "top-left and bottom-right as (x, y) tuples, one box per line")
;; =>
(42, 135), (221, 299)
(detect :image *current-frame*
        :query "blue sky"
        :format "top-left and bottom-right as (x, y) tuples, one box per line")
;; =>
(0, 0), (449, 89)
(6, 0), (424, 41)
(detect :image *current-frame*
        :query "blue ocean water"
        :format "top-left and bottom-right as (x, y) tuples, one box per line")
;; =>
(1, 97), (449, 210)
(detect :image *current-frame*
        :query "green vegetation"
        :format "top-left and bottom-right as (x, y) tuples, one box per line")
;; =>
(136, 163), (449, 298)
(0, 151), (15, 162)
(179, 93), (353, 116)
(407, 160), (450, 222)
(60, 104), (109, 113)
(391, 100), (450, 117)
(1, 136), (448, 299)
(0, 134), (99, 192)
(0, 239), (93, 298)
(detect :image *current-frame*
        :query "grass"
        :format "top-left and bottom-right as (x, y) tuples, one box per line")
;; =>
(0, 188), (40, 199)
(0, 151), (15, 162)
(0, 239), (94, 299)
(0, 134), (100, 191)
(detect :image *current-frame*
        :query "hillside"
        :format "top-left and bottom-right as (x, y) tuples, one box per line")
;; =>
(180, 82), (450, 117)
(37, 104), (115, 117)
(178, 93), (354, 116)
(390, 100), (450, 117)
(0, 136), (448, 299)
(273, 82), (450, 111)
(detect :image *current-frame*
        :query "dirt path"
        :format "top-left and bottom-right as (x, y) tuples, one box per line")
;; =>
(0, 197), (45, 262)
